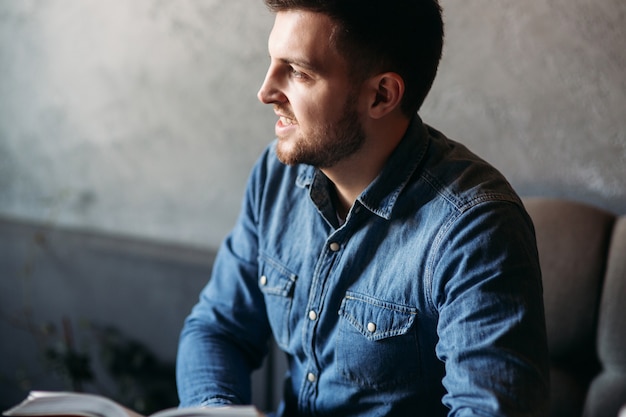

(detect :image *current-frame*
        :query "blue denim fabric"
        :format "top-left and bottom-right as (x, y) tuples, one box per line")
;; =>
(176, 116), (550, 416)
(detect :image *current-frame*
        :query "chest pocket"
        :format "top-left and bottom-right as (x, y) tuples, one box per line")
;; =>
(258, 255), (297, 350)
(337, 291), (420, 389)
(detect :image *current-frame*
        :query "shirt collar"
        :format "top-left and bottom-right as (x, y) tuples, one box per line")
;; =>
(296, 115), (430, 220)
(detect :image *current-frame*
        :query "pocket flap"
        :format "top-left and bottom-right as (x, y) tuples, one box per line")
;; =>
(339, 292), (417, 341)
(258, 254), (297, 297)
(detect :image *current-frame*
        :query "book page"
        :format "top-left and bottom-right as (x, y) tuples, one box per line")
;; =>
(150, 406), (262, 417)
(3, 391), (143, 417)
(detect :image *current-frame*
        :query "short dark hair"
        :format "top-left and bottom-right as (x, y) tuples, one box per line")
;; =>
(264, 0), (444, 116)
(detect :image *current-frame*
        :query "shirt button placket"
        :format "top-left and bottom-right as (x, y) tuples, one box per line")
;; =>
(301, 239), (340, 408)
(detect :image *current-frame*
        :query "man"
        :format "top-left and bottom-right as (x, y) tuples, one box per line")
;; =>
(176, 1), (550, 416)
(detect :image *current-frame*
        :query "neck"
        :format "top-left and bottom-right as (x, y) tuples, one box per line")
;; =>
(321, 116), (410, 219)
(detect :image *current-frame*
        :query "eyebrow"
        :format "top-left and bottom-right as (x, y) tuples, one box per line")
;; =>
(278, 57), (323, 74)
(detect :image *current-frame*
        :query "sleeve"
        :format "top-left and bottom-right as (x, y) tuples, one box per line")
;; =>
(432, 200), (550, 417)
(176, 149), (273, 408)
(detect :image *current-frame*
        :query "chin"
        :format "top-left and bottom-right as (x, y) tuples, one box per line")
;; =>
(275, 140), (299, 166)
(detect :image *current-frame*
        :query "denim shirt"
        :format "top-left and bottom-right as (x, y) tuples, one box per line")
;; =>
(177, 116), (550, 416)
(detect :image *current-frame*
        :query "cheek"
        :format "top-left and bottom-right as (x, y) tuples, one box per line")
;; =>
(300, 96), (339, 125)
(291, 84), (350, 124)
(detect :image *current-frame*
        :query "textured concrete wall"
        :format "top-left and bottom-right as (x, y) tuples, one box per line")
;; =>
(0, 1), (274, 248)
(0, 218), (277, 410)
(422, 0), (626, 216)
(1, 0), (625, 250)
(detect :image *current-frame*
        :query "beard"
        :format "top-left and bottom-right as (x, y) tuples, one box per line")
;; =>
(275, 93), (366, 169)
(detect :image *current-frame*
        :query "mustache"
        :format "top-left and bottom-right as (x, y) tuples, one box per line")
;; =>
(273, 104), (296, 120)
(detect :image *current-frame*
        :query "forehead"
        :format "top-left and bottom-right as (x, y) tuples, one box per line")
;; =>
(268, 10), (346, 75)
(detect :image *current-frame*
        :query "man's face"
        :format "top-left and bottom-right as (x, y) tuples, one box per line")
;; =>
(257, 10), (366, 168)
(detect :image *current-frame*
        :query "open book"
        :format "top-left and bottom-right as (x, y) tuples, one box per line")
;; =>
(3, 391), (264, 417)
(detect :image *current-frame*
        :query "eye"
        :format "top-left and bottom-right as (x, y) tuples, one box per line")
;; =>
(289, 66), (306, 79)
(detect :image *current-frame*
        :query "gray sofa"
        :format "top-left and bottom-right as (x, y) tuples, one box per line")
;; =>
(524, 198), (626, 417)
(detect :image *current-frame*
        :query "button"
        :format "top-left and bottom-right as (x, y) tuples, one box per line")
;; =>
(367, 322), (377, 333)
(259, 275), (268, 286)
(308, 310), (317, 321)
(329, 242), (340, 252)
(307, 372), (316, 382)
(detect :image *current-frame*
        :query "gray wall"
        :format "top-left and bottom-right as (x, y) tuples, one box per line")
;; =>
(0, 217), (280, 411)
(422, 0), (626, 216)
(1, 1), (624, 251)
(0, 1), (275, 249)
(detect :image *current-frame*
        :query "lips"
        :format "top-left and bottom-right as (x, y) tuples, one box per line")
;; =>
(274, 105), (298, 127)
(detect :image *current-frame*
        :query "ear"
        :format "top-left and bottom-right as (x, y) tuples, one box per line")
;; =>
(366, 72), (405, 119)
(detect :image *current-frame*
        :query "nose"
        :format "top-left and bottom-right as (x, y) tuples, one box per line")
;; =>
(257, 65), (286, 105)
